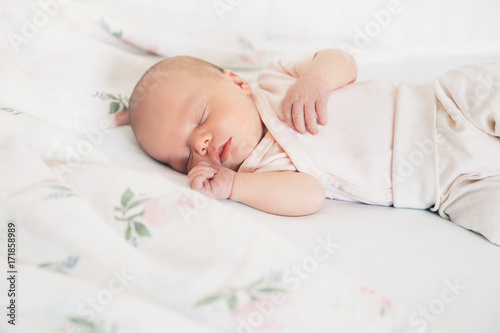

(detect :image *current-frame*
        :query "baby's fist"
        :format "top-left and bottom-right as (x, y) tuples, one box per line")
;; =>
(188, 162), (236, 200)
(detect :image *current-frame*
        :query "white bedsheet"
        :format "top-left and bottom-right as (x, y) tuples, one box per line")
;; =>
(1, 1), (500, 332)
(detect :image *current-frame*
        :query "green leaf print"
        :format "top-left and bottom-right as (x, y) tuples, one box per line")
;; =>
(194, 294), (223, 307)
(109, 101), (120, 114)
(43, 183), (76, 199)
(120, 188), (134, 207)
(0, 107), (21, 115)
(125, 224), (131, 240)
(93, 91), (130, 115)
(194, 273), (288, 312)
(49, 185), (72, 191)
(112, 30), (123, 39)
(126, 212), (144, 221)
(227, 294), (238, 311)
(127, 198), (150, 210)
(39, 263), (53, 268)
(114, 188), (151, 244)
(133, 222), (150, 237)
(39, 256), (79, 274)
(257, 287), (285, 293)
(246, 277), (264, 289)
(68, 316), (117, 333)
(69, 316), (96, 329)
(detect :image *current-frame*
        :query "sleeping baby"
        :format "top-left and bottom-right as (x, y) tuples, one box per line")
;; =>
(128, 49), (500, 246)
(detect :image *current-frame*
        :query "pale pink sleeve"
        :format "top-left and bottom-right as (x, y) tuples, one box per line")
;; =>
(261, 52), (317, 79)
(256, 52), (317, 98)
(253, 141), (297, 173)
(238, 131), (297, 173)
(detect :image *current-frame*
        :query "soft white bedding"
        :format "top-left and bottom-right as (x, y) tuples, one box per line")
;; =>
(1, 0), (500, 332)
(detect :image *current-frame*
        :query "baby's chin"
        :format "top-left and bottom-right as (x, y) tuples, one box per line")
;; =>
(225, 158), (244, 172)
(224, 161), (240, 172)
(228, 145), (257, 172)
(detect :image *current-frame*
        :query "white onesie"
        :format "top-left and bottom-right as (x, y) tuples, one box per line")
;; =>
(239, 52), (500, 245)
(239, 52), (396, 206)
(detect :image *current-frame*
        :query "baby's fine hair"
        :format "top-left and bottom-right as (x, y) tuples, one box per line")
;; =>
(128, 55), (224, 133)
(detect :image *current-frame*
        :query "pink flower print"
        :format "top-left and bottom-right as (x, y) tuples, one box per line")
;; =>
(238, 54), (254, 65)
(360, 286), (376, 295)
(177, 194), (196, 210)
(122, 32), (136, 45)
(43, 177), (63, 184)
(382, 298), (392, 309)
(114, 109), (130, 126)
(143, 196), (170, 227)
(359, 286), (393, 317)
(146, 44), (158, 54)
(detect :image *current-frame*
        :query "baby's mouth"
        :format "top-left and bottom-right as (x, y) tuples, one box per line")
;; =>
(218, 138), (232, 163)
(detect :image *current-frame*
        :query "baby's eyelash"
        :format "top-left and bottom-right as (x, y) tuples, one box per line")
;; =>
(199, 105), (207, 124)
(186, 103), (207, 171)
(185, 151), (191, 172)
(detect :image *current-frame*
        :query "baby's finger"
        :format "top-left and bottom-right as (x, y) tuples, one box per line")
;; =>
(191, 171), (214, 192)
(201, 179), (217, 198)
(292, 103), (306, 134)
(188, 166), (209, 182)
(194, 168), (216, 181)
(199, 179), (209, 194)
(188, 168), (215, 188)
(316, 98), (328, 126)
(202, 162), (224, 174)
(188, 172), (202, 190)
(304, 102), (318, 135)
(190, 175), (205, 192)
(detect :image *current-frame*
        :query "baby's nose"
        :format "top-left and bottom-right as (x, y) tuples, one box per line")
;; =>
(197, 138), (210, 155)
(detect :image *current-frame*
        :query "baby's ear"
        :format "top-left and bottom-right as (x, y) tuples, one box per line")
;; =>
(223, 69), (252, 95)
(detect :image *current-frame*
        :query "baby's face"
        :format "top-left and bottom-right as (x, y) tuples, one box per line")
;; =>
(134, 67), (264, 174)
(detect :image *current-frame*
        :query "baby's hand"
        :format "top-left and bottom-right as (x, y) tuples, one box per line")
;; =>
(282, 76), (329, 135)
(188, 161), (236, 200)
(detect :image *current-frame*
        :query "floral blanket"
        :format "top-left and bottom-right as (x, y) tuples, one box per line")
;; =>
(0, 109), (399, 332)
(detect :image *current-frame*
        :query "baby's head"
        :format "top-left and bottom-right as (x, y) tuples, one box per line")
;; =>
(129, 56), (264, 174)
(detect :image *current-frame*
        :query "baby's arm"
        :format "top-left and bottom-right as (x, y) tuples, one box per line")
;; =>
(189, 162), (324, 216)
(282, 49), (357, 135)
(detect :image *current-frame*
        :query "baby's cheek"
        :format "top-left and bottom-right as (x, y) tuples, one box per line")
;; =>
(227, 149), (245, 172)
(232, 146), (244, 160)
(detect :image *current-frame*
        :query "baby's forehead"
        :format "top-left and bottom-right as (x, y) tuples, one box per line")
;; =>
(133, 62), (216, 118)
